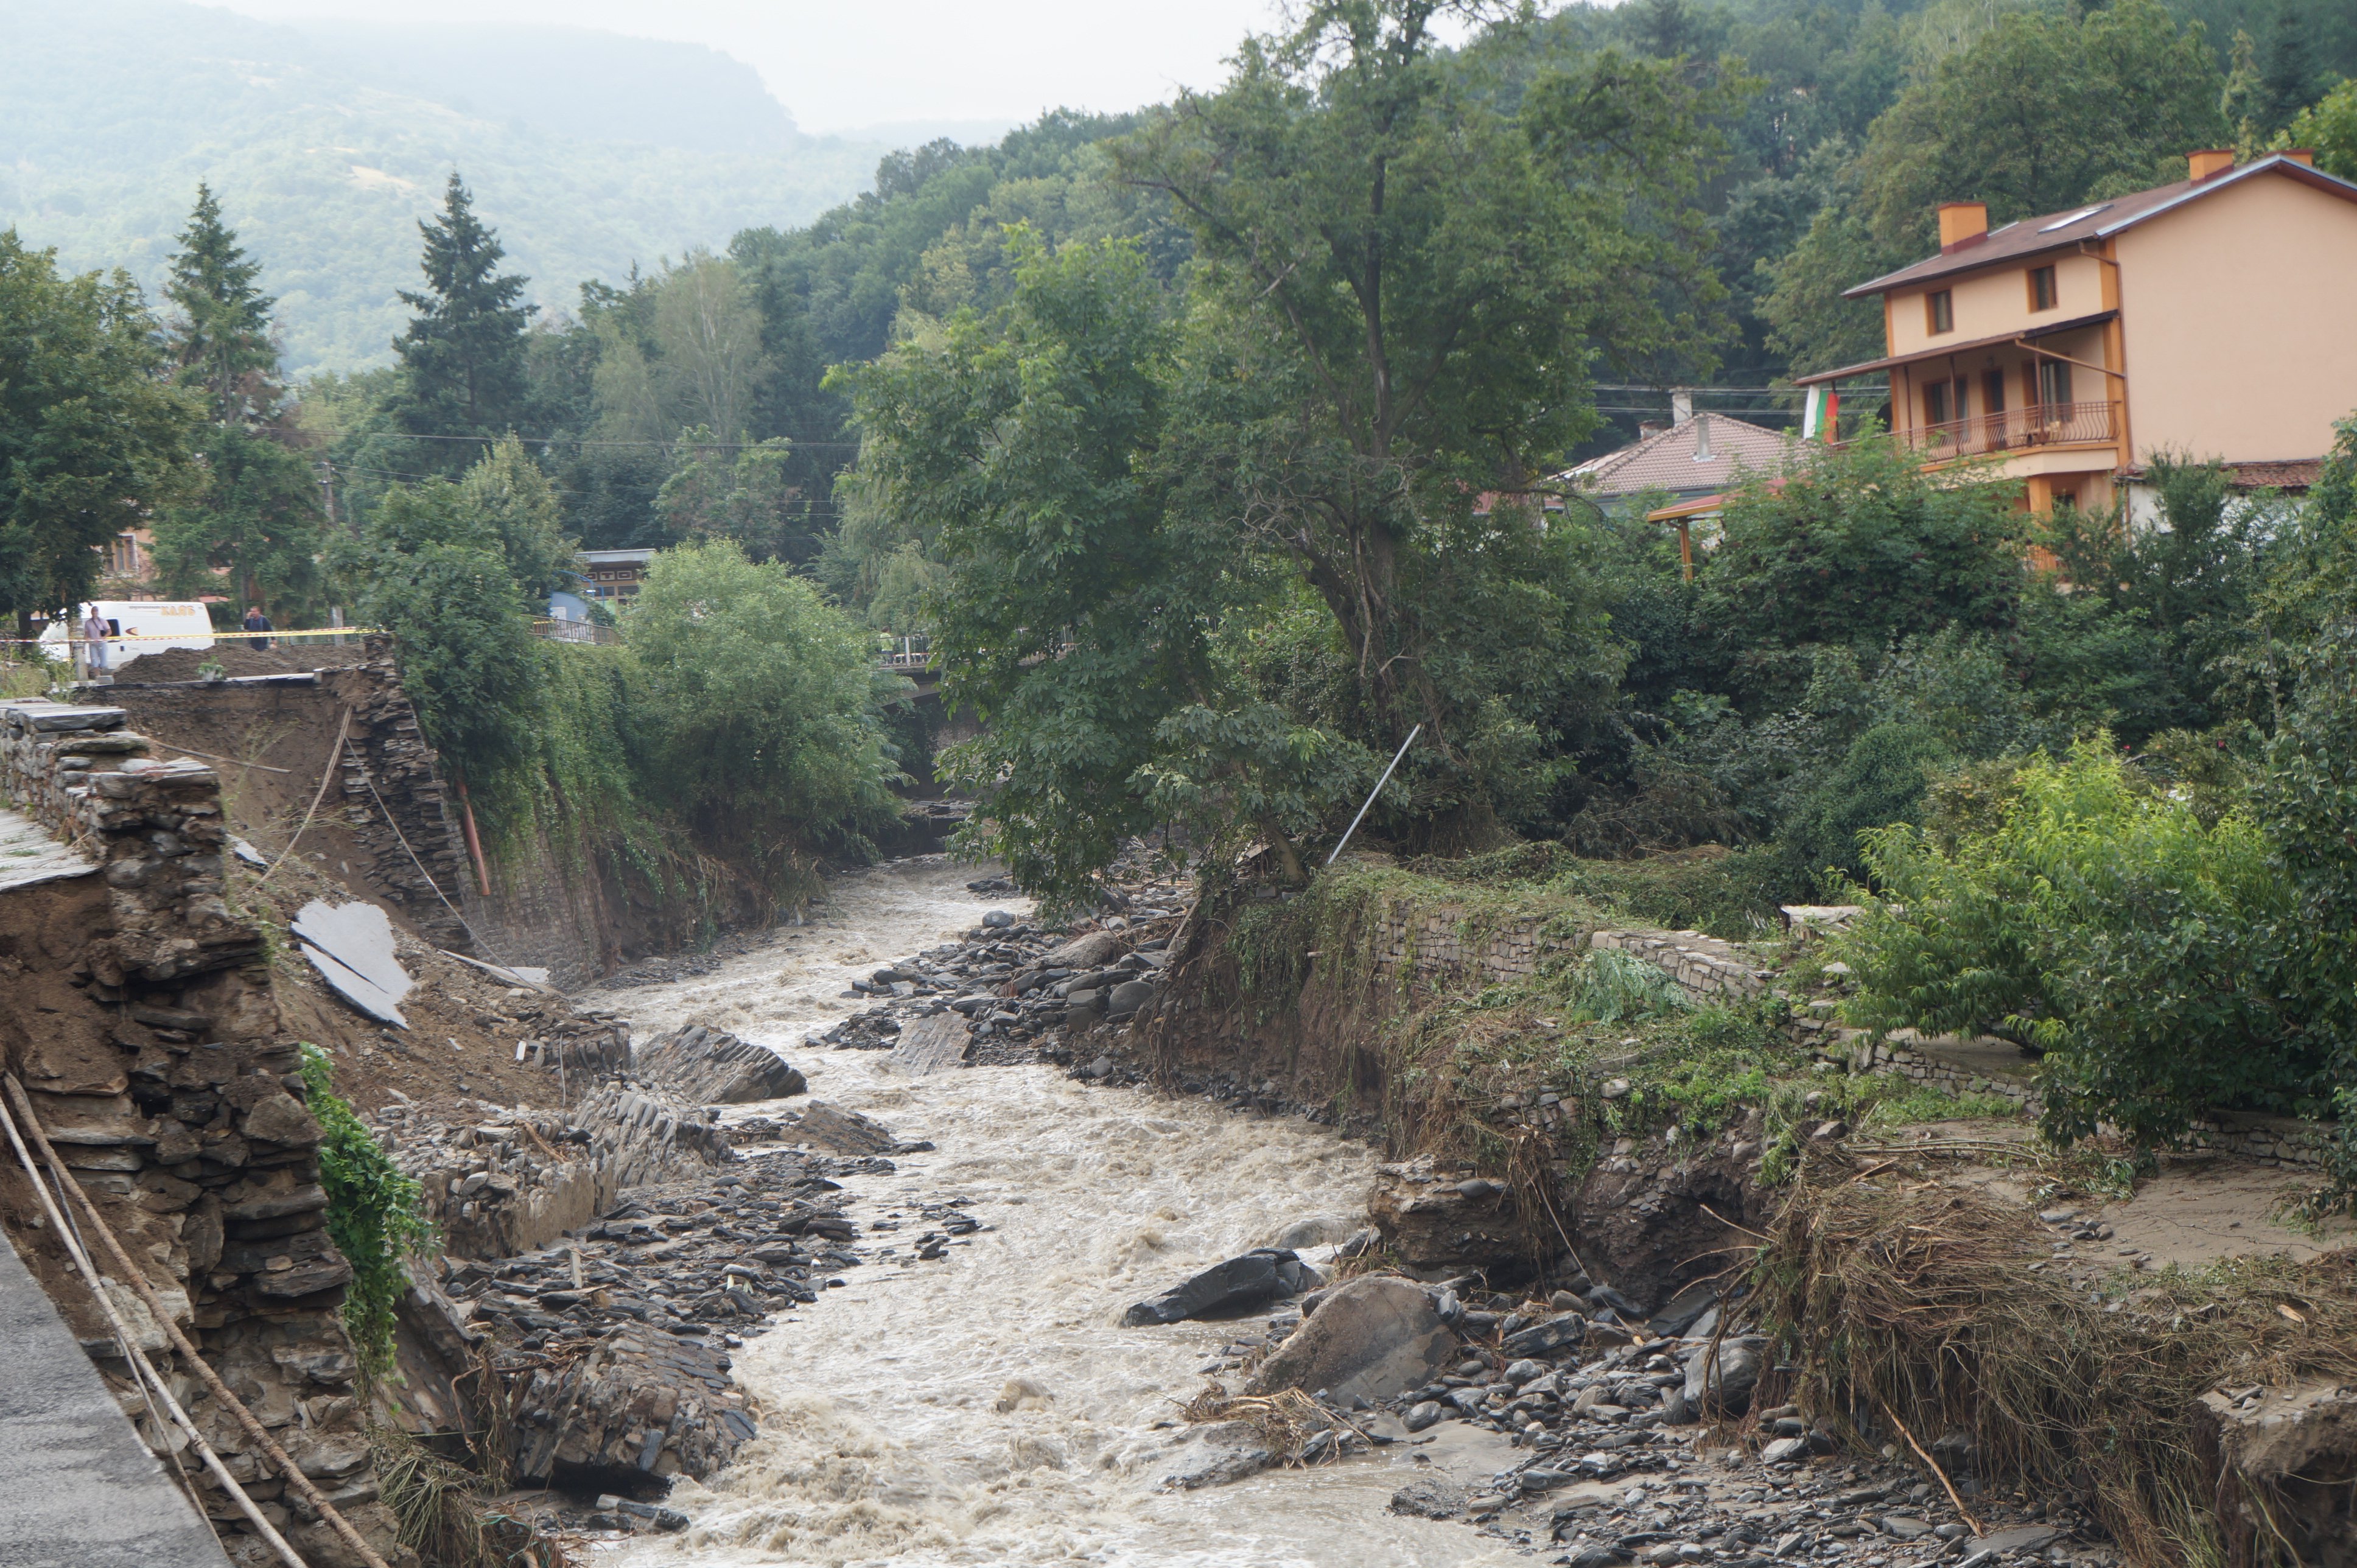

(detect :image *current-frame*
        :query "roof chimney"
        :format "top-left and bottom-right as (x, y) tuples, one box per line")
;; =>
(1692, 413), (1712, 462)
(1937, 201), (1988, 251)
(2188, 148), (2235, 182)
(1670, 388), (1694, 424)
(2282, 148), (2317, 168)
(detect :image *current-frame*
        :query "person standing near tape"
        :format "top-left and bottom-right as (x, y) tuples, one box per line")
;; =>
(80, 603), (113, 684)
(242, 602), (273, 651)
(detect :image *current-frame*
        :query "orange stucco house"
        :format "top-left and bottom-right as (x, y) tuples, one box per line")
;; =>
(1794, 150), (2357, 520)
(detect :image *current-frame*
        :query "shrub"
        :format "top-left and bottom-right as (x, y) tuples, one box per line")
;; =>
(1840, 741), (2317, 1149)
(299, 1045), (432, 1381)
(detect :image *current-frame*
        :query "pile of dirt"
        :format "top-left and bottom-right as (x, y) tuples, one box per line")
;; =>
(242, 849), (615, 1119)
(113, 641), (368, 681)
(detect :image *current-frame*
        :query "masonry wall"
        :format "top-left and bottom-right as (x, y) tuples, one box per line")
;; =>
(0, 697), (412, 1568)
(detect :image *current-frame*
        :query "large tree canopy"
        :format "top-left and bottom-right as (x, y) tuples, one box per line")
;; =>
(845, 1), (1725, 896)
(0, 231), (195, 625)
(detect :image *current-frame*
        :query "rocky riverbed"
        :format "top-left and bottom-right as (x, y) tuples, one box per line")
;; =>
(347, 854), (2126, 1568)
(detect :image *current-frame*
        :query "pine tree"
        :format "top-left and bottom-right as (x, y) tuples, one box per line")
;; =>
(393, 173), (534, 442)
(165, 184), (278, 424)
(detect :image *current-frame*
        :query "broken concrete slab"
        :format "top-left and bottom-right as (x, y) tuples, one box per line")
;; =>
(293, 900), (413, 1028)
(2194, 1381), (2357, 1568)
(0, 1225), (231, 1566)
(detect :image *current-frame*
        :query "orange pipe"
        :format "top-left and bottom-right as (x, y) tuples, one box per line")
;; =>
(454, 774), (494, 897)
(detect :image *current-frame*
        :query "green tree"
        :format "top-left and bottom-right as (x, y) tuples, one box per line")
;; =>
(653, 430), (811, 562)
(2282, 77), (2357, 180)
(392, 173), (535, 445)
(1695, 437), (2025, 690)
(363, 435), (574, 599)
(340, 437), (570, 780)
(1108, 0), (1732, 838)
(625, 539), (903, 867)
(150, 425), (327, 620)
(164, 183), (279, 424)
(0, 231), (196, 627)
(1856, 0), (2227, 245)
(152, 188), (327, 624)
(1843, 740), (2313, 1150)
(842, 234), (1345, 894)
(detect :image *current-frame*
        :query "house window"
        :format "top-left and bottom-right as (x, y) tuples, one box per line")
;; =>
(1925, 381), (1949, 425)
(1926, 290), (1954, 334)
(2037, 359), (2073, 407)
(2028, 265), (2058, 311)
(1981, 369), (2007, 416)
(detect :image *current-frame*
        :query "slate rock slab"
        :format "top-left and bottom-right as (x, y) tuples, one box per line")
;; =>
(1122, 1248), (1311, 1327)
(639, 1024), (807, 1104)
(889, 1012), (972, 1075)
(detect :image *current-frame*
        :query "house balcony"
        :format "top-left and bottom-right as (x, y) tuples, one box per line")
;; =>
(1891, 400), (2116, 460)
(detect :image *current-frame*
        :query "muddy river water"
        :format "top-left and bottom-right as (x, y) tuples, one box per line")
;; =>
(600, 858), (1524, 1567)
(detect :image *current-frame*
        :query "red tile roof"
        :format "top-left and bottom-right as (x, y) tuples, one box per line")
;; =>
(1565, 413), (1795, 499)
(1841, 154), (2357, 299)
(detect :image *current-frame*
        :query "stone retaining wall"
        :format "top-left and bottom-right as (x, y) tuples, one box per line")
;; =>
(1373, 906), (1574, 985)
(1590, 928), (1771, 1001)
(371, 1080), (730, 1261)
(1843, 1031), (2332, 1171)
(0, 697), (412, 1568)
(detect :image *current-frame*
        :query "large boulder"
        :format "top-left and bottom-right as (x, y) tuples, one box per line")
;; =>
(1369, 1158), (1551, 1272)
(1122, 1249), (1314, 1327)
(637, 1025), (805, 1104)
(1682, 1335), (1766, 1415)
(1248, 1276), (1456, 1406)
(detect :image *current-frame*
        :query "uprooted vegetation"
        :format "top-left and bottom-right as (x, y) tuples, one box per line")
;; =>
(1152, 853), (1994, 1192)
(1758, 1162), (2357, 1568)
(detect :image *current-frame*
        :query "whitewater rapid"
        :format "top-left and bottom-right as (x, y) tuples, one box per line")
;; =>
(597, 857), (1524, 1567)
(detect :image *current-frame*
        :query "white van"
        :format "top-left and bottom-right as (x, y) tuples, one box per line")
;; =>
(38, 600), (217, 670)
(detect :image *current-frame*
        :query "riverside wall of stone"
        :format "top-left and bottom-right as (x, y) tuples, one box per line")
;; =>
(371, 1080), (731, 1261)
(0, 697), (412, 1568)
(1843, 1029), (2332, 1171)
(1356, 902), (1773, 1006)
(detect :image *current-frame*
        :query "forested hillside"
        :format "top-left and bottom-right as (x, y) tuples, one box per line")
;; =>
(0, 0), (883, 372)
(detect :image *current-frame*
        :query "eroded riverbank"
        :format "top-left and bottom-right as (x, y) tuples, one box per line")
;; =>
(595, 857), (1527, 1566)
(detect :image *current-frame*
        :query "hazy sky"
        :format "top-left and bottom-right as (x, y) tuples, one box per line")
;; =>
(209, 0), (1297, 134)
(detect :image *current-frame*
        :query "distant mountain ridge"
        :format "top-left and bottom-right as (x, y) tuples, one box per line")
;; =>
(0, 0), (886, 374)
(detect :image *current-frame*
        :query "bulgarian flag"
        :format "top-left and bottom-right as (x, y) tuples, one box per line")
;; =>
(1801, 384), (1840, 442)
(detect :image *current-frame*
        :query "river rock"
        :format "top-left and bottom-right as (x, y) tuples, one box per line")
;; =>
(1122, 1249), (1311, 1326)
(1267, 1214), (1360, 1250)
(1247, 1275), (1455, 1406)
(1683, 1335), (1766, 1415)
(1105, 978), (1157, 1018)
(1503, 1312), (1586, 1359)
(637, 1025), (807, 1104)
(777, 1101), (898, 1156)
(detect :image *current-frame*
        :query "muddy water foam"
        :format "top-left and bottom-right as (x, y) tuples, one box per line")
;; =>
(598, 859), (1520, 1567)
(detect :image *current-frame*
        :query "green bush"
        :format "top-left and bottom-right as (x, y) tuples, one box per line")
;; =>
(1840, 741), (2319, 1149)
(299, 1046), (433, 1382)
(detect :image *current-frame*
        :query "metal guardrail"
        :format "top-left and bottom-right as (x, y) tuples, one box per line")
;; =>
(1889, 400), (2115, 458)
(530, 618), (621, 646)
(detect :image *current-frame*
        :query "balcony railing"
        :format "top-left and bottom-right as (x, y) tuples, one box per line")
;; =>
(1894, 400), (2115, 458)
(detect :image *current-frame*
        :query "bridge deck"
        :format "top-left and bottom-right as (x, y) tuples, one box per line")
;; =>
(0, 1232), (230, 1566)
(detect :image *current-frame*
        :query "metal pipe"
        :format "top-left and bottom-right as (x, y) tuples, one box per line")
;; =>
(1326, 724), (1422, 867)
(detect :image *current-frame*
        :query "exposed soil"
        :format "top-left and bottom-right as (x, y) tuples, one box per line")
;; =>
(240, 849), (603, 1118)
(111, 642), (369, 682)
